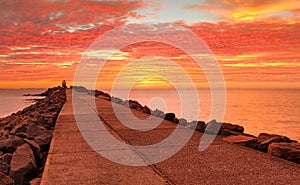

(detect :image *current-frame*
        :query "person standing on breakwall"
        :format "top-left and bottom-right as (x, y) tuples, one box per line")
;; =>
(62, 80), (67, 88)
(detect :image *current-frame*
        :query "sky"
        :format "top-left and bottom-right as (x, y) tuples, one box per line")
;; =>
(0, 0), (299, 89)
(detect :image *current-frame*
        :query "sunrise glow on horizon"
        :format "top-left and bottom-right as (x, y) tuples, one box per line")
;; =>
(0, 0), (299, 89)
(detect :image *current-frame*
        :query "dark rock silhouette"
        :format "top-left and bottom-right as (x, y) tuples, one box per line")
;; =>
(189, 121), (206, 132)
(151, 109), (165, 119)
(178, 118), (188, 126)
(142, 106), (151, 115)
(165, 113), (176, 122)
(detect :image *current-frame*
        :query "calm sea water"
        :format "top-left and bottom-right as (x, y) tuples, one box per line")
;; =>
(112, 88), (300, 141)
(0, 88), (299, 141)
(0, 89), (46, 118)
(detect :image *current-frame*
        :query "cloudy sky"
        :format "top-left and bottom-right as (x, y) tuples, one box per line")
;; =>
(0, 0), (299, 88)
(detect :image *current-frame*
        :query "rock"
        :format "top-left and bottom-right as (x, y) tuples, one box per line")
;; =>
(3, 116), (21, 131)
(129, 100), (143, 110)
(204, 119), (222, 135)
(0, 172), (14, 185)
(0, 130), (9, 139)
(190, 121), (206, 132)
(151, 109), (165, 119)
(164, 113), (176, 122)
(26, 123), (48, 139)
(122, 100), (130, 107)
(268, 142), (300, 164)
(111, 97), (123, 104)
(256, 133), (292, 152)
(38, 151), (48, 168)
(34, 132), (52, 151)
(15, 132), (30, 139)
(0, 161), (9, 174)
(258, 137), (293, 153)
(221, 122), (244, 133)
(9, 143), (37, 185)
(95, 90), (111, 100)
(174, 118), (179, 124)
(221, 129), (245, 136)
(10, 118), (30, 135)
(70, 86), (88, 92)
(178, 118), (187, 126)
(30, 177), (41, 185)
(36, 114), (56, 129)
(24, 139), (41, 162)
(142, 106), (151, 115)
(223, 135), (258, 146)
(0, 153), (13, 165)
(258, 133), (291, 142)
(0, 135), (25, 153)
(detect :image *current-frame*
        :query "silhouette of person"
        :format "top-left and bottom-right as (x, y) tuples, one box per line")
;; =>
(62, 80), (67, 88)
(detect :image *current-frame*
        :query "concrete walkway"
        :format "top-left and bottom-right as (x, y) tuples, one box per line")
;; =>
(41, 90), (300, 185)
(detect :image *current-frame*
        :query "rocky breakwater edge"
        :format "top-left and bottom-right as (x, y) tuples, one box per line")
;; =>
(75, 86), (300, 165)
(0, 87), (66, 185)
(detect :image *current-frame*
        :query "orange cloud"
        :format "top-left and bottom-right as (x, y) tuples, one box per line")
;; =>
(186, 0), (300, 22)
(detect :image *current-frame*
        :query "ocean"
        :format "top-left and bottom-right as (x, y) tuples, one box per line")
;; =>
(120, 88), (300, 141)
(0, 88), (299, 141)
(0, 88), (46, 118)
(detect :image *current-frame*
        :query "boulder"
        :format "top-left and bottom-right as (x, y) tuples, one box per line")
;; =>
(95, 90), (111, 100)
(15, 132), (30, 139)
(36, 114), (56, 129)
(3, 116), (21, 131)
(151, 109), (165, 119)
(142, 106), (151, 115)
(268, 142), (300, 164)
(70, 86), (88, 92)
(256, 133), (292, 152)
(30, 177), (41, 185)
(0, 172), (14, 185)
(122, 100), (130, 108)
(9, 143), (37, 185)
(34, 132), (52, 151)
(129, 100), (143, 110)
(221, 122), (244, 133)
(0, 130), (9, 139)
(24, 139), (41, 162)
(111, 97), (123, 104)
(0, 153), (13, 165)
(178, 118), (188, 126)
(0, 135), (25, 153)
(0, 161), (9, 174)
(221, 129), (248, 136)
(222, 135), (258, 146)
(10, 118), (30, 135)
(174, 118), (179, 124)
(189, 121), (206, 132)
(258, 133), (292, 142)
(204, 120), (222, 135)
(164, 113), (176, 122)
(26, 123), (48, 139)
